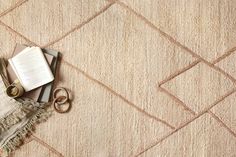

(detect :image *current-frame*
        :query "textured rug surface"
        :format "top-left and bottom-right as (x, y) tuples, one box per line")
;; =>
(1, 0), (236, 156)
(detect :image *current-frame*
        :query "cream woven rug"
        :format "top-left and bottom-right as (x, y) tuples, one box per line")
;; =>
(1, 0), (236, 157)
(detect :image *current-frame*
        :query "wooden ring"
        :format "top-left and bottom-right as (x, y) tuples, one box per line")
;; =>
(53, 87), (69, 104)
(53, 96), (71, 113)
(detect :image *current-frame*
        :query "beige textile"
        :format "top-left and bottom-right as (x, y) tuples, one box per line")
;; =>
(0, 67), (50, 157)
(1, 0), (236, 157)
(0, 79), (19, 119)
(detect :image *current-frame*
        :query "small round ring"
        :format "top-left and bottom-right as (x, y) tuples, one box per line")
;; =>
(6, 82), (24, 98)
(53, 96), (71, 113)
(53, 87), (69, 104)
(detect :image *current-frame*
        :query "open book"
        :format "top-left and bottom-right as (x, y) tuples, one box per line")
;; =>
(8, 47), (54, 92)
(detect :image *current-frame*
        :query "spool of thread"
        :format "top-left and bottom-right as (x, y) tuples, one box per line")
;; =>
(6, 80), (24, 98)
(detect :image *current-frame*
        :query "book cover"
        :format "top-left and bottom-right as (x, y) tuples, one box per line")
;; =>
(39, 49), (59, 102)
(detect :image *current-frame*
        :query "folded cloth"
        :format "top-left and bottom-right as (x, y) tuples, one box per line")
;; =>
(0, 58), (51, 157)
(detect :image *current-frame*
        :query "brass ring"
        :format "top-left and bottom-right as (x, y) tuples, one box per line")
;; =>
(53, 87), (69, 104)
(53, 96), (71, 113)
(6, 81), (24, 98)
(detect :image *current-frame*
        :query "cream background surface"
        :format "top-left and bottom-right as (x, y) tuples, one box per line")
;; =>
(0, 0), (236, 156)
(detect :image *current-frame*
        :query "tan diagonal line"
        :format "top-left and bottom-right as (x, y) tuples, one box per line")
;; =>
(1, 0), (235, 131)
(159, 59), (201, 86)
(0, 0), (29, 18)
(158, 86), (196, 115)
(0, 9), (176, 130)
(159, 60), (233, 87)
(212, 46), (236, 64)
(134, 88), (236, 156)
(117, 1), (236, 85)
(159, 85), (236, 138)
(115, 2), (236, 148)
(208, 111), (236, 138)
(62, 59), (175, 129)
(0, 20), (38, 46)
(42, 1), (115, 48)
(32, 135), (64, 157)
(2, 1), (236, 155)
(0, 2), (176, 131)
(159, 49), (236, 94)
(159, 41), (236, 86)
(159, 82), (236, 145)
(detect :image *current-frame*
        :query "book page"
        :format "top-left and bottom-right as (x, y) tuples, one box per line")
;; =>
(9, 47), (54, 92)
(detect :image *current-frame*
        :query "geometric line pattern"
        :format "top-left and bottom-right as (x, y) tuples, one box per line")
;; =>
(0, 0), (236, 156)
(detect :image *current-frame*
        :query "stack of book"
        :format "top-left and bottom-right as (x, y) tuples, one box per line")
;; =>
(7, 44), (60, 102)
